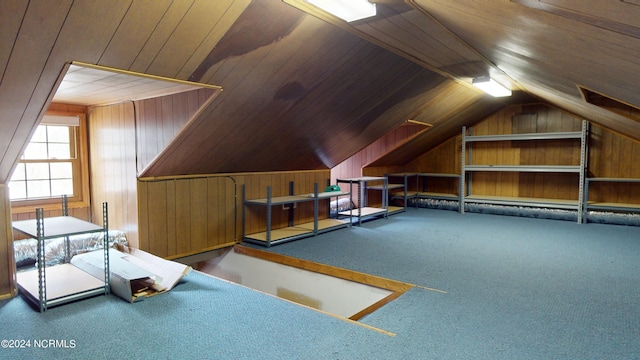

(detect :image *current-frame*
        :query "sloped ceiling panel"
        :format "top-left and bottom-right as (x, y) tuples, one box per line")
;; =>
(6, 0), (640, 181)
(0, 0), (248, 183)
(369, 82), (534, 167)
(141, 1), (453, 176)
(0, 0), (131, 183)
(414, 0), (640, 140)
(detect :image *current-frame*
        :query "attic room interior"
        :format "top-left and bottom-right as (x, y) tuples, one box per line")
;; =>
(1, 0), (640, 358)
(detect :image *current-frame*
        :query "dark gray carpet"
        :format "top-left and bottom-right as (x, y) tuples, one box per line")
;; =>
(2, 208), (639, 359)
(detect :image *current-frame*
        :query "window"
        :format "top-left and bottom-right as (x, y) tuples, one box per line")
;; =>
(10, 113), (88, 206)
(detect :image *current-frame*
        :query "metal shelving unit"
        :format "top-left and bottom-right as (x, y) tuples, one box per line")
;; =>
(385, 172), (462, 209)
(583, 177), (640, 220)
(242, 183), (349, 247)
(12, 198), (110, 312)
(415, 173), (461, 204)
(385, 173), (418, 209)
(337, 176), (393, 226)
(461, 120), (589, 223)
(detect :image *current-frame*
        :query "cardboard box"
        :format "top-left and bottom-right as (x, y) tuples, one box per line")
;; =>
(70, 248), (191, 303)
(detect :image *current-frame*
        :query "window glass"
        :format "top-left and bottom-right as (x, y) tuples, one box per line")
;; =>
(46, 126), (69, 143)
(9, 180), (27, 199)
(9, 123), (80, 201)
(50, 162), (72, 179)
(49, 143), (71, 159)
(30, 126), (47, 143)
(51, 179), (73, 197)
(26, 163), (50, 180)
(12, 163), (25, 180)
(23, 143), (47, 160)
(27, 179), (50, 198)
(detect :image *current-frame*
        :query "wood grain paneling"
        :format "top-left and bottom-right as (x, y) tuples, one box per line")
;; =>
(588, 123), (640, 204)
(0, 1), (73, 183)
(0, 184), (16, 299)
(140, 2), (463, 177)
(335, 123), (427, 182)
(379, 103), (640, 205)
(136, 88), (217, 173)
(466, 104), (584, 199)
(138, 170), (328, 259)
(338, 123), (427, 207)
(237, 171), (331, 236)
(88, 102), (139, 247)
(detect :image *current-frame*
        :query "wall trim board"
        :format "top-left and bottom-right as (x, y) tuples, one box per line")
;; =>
(138, 169), (330, 182)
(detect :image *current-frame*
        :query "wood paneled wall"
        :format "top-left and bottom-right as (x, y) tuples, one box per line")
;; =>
(588, 124), (640, 203)
(136, 88), (217, 173)
(367, 104), (640, 205)
(138, 170), (330, 259)
(138, 176), (236, 259)
(89, 102), (139, 247)
(468, 105), (584, 199)
(0, 184), (16, 299)
(87, 88), (215, 249)
(366, 136), (461, 196)
(335, 123), (427, 207)
(333, 123), (427, 184)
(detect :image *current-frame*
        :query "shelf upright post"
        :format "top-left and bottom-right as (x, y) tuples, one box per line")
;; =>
(288, 181), (295, 228)
(577, 120), (589, 223)
(35, 208), (46, 312)
(62, 195), (71, 263)
(460, 126), (467, 214)
(313, 183), (319, 235)
(383, 176), (389, 218)
(241, 185), (246, 240)
(583, 178), (590, 223)
(266, 186), (272, 247)
(348, 179), (354, 227)
(357, 179), (363, 226)
(102, 202), (110, 295)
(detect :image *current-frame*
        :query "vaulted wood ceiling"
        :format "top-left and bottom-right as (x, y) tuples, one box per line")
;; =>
(1, 0), (639, 181)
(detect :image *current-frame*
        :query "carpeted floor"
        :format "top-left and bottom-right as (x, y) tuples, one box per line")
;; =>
(1, 208), (639, 359)
(263, 208), (640, 359)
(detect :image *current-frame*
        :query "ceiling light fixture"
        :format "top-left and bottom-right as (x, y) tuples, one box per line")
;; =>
(305, 0), (376, 22)
(472, 77), (512, 97)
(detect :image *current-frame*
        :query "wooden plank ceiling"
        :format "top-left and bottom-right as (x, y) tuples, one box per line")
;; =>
(1, 0), (639, 180)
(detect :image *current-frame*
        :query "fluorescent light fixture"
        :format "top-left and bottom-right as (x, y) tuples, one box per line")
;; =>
(306, 0), (376, 22)
(472, 77), (512, 97)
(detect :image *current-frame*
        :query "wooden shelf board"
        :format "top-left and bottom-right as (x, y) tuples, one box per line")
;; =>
(465, 195), (579, 208)
(244, 227), (313, 242)
(370, 184), (404, 190)
(417, 192), (459, 199)
(338, 207), (388, 217)
(296, 218), (349, 231)
(244, 195), (313, 205)
(387, 206), (404, 214)
(418, 173), (460, 178)
(588, 202), (640, 209)
(391, 190), (419, 197)
(588, 177), (640, 183)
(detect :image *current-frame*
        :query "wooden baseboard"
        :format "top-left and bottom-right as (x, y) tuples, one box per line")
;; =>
(0, 290), (16, 301)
